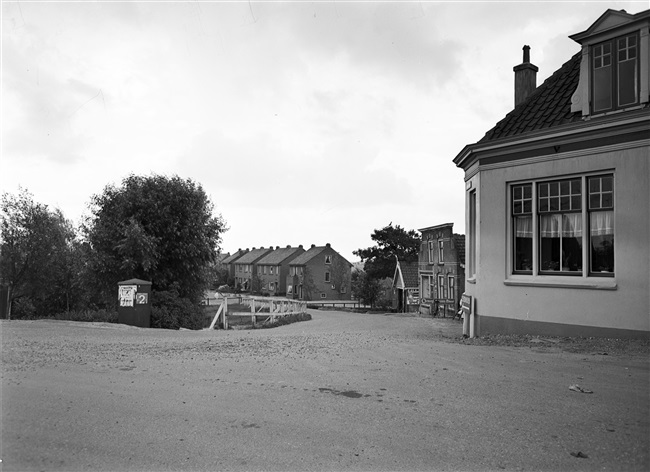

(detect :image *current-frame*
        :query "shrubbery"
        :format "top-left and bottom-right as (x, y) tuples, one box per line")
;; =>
(254, 312), (312, 329)
(54, 309), (118, 323)
(8, 299), (118, 323)
(151, 290), (205, 330)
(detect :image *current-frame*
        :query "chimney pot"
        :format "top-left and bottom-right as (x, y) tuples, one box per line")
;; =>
(513, 45), (538, 107)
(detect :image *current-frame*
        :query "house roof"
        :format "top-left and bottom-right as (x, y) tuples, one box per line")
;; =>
(419, 222), (454, 233)
(454, 234), (466, 266)
(395, 259), (419, 289)
(480, 51), (582, 143)
(289, 246), (327, 265)
(234, 247), (272, 264)
(222, 249), (248, 264)
(118, 278), (151, 285)
(257, 246), (304, 265)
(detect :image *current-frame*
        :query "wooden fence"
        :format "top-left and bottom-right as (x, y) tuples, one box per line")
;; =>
(206, 296), (307, 330)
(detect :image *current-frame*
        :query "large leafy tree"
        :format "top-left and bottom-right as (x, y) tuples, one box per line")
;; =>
(83, 174), (227, 305)
(353, 222), (420, 280)
(0, 189), (75, 319)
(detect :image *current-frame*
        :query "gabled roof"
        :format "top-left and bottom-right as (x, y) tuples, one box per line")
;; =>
(234, 247), (272, 264)
(289, 246), (327, 265)
(569, 9), (648, 43)
(393, 259), (419, 289)
(289, 245), (352, 267)
(222, 249), (248, 264)
(480, 51), (582, 142)
(257, 246), (304, 265)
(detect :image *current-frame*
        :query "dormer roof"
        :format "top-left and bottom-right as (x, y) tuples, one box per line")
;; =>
(569, 9), (649, 44)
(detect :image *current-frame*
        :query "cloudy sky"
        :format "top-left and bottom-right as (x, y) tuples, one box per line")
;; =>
(2, 0), (645, 262)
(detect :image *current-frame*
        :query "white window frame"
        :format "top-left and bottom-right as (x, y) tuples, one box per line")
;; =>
(506, 172), (616, 290)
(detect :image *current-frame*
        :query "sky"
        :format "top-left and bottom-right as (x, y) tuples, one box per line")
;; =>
(2, 0), (646, 263)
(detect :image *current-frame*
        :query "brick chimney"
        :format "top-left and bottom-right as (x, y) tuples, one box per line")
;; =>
(513, 45), (538, 107)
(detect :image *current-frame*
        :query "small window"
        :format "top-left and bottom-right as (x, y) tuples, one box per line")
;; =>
(287, 285), (293, 294)
(320, 293), (327, 299)
(325, 271), (331, 282)
(325, 255), (332, 264)
(448, 276), (455, 301)
(428, 241), (435, 263)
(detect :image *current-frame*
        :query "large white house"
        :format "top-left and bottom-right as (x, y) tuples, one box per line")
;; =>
(453, 9), (650, 338)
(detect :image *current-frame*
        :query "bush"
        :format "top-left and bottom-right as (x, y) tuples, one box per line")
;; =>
(10, 297), (38, 319)
(151, 290), (205, 330)
(54, 309), (118, 323)
(254, 312), (312, 329)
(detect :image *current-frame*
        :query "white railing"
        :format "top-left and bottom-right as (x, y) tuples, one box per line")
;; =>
(206, 296), (307, 330)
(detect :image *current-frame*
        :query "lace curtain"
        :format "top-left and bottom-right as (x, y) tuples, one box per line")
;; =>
(590, 210), (614, 236)
(540, 213), (583, 238)
(514, 216), (532, 238)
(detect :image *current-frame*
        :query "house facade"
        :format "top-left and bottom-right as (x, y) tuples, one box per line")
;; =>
(286, 244), (352, 301)
(453, 9), (650, 338)
(418, 223), (466, 317)
(233, 247), (273, 291)
(255, 245), (305, 296)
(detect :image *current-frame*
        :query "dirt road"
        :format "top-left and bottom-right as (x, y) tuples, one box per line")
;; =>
(1, 311), (648, 471)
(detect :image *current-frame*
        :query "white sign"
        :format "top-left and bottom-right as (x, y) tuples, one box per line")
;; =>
(119, 285), (137, 307)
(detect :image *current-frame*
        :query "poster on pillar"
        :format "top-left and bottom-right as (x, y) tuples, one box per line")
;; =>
(119, 285), (137, 307)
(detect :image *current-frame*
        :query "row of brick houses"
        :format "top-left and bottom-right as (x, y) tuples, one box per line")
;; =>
(221, 244), (352, 301)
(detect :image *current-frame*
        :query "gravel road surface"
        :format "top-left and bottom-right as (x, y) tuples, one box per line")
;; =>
(1, 311), (648, 471)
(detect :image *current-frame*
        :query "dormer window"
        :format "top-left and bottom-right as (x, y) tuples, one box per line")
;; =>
(592, 33), (639, 113)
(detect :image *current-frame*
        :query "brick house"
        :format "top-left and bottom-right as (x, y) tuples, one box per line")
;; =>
(286, 244), (352, 301)
(221, 248), (249, 283)
(233, 247), (273, 292)
(255, 245), (305, 296)
(418, 223), (466, 317)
